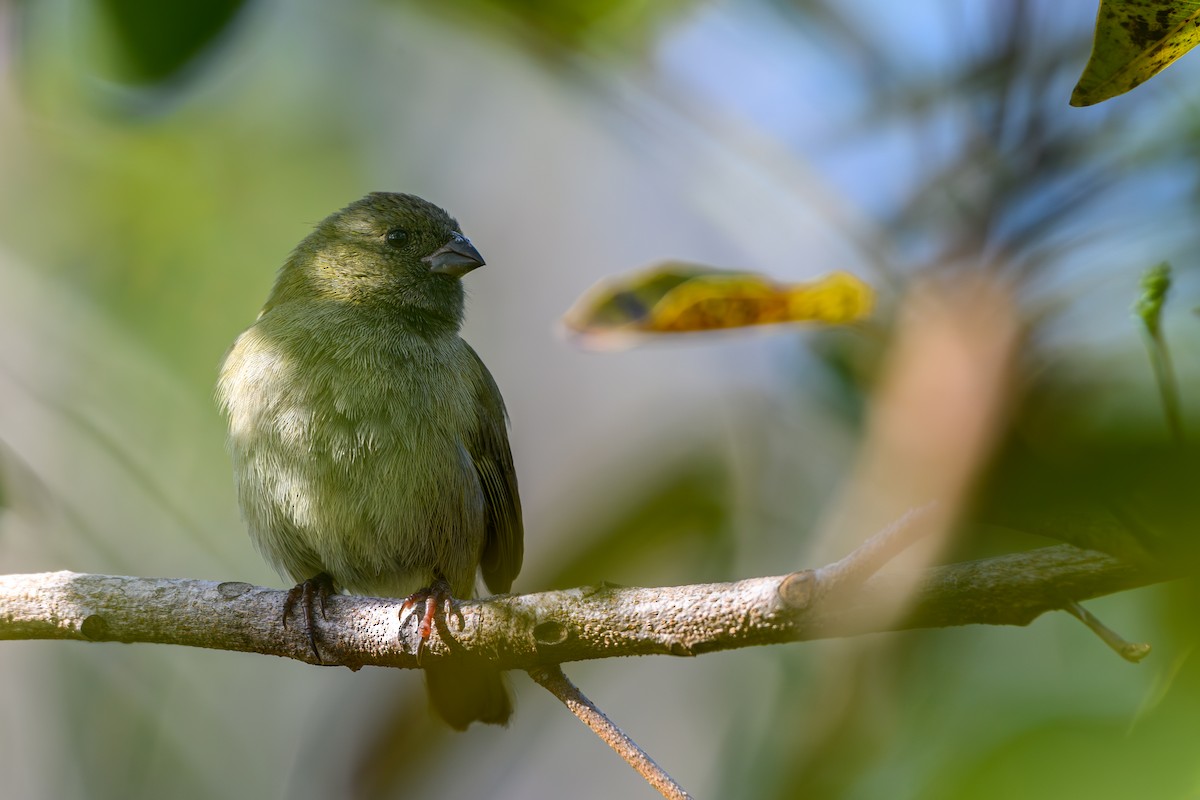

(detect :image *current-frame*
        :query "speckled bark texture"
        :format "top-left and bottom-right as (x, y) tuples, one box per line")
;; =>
(0, 545), (1172, 671)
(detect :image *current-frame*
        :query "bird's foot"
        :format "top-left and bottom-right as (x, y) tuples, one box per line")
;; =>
(283, 572), (335, 662)
(400, 577), (464, 662)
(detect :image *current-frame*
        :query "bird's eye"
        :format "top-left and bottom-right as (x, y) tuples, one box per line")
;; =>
(385, 229), (408, 247)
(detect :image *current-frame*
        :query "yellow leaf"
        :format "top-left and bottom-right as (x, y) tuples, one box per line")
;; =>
(1071, 0), (1200, 107)
(650, 275), (790, 331)
(784, 271), (876, 324)
(562, 262), (874, 349)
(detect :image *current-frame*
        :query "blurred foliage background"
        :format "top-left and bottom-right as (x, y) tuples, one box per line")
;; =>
(0, 0), (1198, 798)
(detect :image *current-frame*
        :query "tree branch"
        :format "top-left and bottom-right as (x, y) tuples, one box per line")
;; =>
(528, 664), (692, 800)
(0, 545), (1176, 670)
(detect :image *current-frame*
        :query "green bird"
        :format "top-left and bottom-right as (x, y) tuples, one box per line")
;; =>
(217, 192), (523, 729)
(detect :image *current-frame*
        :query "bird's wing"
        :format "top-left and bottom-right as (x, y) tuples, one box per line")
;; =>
(465, 345), (524, 594)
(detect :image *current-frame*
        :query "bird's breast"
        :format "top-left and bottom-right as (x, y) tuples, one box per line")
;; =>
(219, 318), (488, 594)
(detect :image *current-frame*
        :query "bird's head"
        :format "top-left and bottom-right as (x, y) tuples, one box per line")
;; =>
(264, 192), (485, 333)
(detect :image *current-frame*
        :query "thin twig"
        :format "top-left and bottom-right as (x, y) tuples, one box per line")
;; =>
(1064, 599), (1151, 663)
(527, 665), (692, 800)
(813, 502), (937, 594)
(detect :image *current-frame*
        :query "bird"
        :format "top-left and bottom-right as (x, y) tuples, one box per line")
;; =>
(216, 192), (523, 729)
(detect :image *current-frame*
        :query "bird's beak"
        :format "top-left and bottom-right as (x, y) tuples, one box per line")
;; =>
(423, 233), (485, 277)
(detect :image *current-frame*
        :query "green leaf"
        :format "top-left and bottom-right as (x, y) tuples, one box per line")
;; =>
(1071, 0), (1200, 107)
(974, 438), (1200, 568)
(94, 0), (248, 86)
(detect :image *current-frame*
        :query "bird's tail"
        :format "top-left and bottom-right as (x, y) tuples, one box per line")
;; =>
(425, 664), (512, 730)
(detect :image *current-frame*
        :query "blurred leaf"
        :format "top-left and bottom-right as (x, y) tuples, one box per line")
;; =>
(544, 454), (733, 590)
(94, 0), (249, 86)
(409, 0), (696, 56)
(972, 434), (1200, 568)
(563, 262), (874, 350)
(1071, 0), (1200, 106)
(929, 713), (1200, 800)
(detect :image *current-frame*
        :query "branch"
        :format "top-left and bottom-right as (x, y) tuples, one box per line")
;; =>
(0, 546), (1176, 670)
(528, 665), (692, 800)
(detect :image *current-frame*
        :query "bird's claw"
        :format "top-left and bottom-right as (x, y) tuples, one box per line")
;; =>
(283, 572), (335, 662)
(400, 577), (463, 663)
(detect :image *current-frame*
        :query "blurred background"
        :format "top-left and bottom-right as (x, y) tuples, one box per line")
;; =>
(0, 0), (1198, 798)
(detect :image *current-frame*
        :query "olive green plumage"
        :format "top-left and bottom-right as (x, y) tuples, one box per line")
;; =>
(217, 192), (522, 728)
